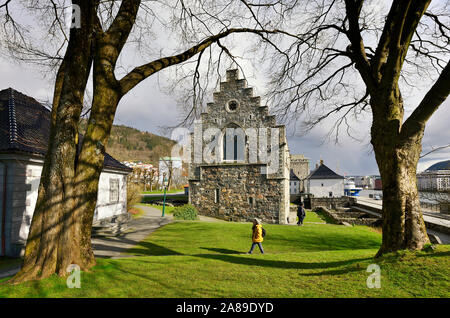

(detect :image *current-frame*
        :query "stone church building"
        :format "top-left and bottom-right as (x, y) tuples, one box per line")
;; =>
(188, 69), (292, 224)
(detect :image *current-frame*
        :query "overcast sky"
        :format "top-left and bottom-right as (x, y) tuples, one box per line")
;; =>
(0, 2), (448, 176)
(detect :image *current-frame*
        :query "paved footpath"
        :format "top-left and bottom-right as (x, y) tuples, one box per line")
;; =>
(92, 205), (173, 259)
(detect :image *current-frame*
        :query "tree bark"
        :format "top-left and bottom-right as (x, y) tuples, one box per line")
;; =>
(73, 84), (121, 264)
(10, 1), (97, 283)
(370, 91), (430, 257)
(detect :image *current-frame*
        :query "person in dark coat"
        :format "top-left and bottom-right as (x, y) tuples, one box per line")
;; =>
(297, 202), (306, 226)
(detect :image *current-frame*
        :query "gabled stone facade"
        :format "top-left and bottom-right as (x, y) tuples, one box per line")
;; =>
(188, 69), (291, 224)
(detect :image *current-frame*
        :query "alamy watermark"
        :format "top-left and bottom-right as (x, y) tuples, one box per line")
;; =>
(366, 264), (381, 289)
(66, 264), (81, 289)
(65, 4), (81, 29)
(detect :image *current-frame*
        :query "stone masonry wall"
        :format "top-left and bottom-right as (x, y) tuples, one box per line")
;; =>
(310, 197), (356, 210)
(189, 164), (284, 223)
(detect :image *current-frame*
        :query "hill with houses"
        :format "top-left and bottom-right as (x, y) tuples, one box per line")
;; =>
(80, 119), (176, 165)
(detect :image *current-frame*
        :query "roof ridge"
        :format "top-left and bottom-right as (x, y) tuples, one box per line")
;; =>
(8, 88), (18, 145)
(309, 163), (344, 179)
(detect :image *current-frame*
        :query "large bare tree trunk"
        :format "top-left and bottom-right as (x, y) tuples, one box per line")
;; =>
(10, 1), (97, 283)
(370, 91), (430, 257)
(73, 83), (121, 263)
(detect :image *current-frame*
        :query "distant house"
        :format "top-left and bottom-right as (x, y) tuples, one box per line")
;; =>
(0, 88), (132, 257)
(307, 160), (344, 198)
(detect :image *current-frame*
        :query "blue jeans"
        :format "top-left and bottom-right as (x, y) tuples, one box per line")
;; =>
(249, 242), (264, 254)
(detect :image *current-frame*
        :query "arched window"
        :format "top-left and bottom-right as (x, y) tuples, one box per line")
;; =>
(222, 125), (245, 162)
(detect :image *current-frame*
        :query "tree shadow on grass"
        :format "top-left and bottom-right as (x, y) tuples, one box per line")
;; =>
(297, 267), (366, 276)
(417, 250), (450, 258)
(126, 241), (183, 256)
(200, 247), (245, 254)
(194, 253), (372, 272)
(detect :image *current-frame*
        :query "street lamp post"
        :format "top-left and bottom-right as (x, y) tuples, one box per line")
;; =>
(162, 172), (168, 217)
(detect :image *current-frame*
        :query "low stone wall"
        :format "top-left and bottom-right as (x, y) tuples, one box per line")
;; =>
(310, 197), (357, 210)
(290, 194), (303, 203)
(92, 212), (131, 237)
(313, 206), (380, 226)
(338, 217), (381, 226)
(313, 206), (340, 224)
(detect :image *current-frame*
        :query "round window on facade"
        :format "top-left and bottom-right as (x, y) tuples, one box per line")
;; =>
(226, 100), (239, 112)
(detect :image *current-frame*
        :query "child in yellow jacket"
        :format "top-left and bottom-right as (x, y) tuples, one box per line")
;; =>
(247, 218), (264, 254)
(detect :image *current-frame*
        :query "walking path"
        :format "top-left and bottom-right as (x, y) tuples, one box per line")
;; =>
(92, 205), (173, 259)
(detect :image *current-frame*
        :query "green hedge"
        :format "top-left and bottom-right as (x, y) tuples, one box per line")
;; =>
(172, 204), (199, 220)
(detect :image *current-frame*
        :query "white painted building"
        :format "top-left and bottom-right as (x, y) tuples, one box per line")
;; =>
(417, 170), (450, 191)
(0, 88), (132, 257)
(307, 160), (344, 198)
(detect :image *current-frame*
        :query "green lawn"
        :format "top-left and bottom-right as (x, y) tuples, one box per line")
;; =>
(0, 213), (448, 298)
(141, 188), (184, 195)
(303, 210), (327, 223)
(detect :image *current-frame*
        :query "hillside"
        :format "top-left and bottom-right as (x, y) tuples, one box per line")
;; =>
(79, 119), (177, 164)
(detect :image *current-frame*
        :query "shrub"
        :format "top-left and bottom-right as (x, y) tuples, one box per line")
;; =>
(172, 204), (199, 220)
(127, 183), (142, 210)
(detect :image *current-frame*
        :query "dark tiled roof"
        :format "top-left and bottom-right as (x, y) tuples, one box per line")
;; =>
(0, 88), (132, 173)
(308, 163), (344, 179)
(290, 169), (300, 181)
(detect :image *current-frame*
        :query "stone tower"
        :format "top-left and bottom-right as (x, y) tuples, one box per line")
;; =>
(290, 154), (309, 192)
(188, 69), (291, 224)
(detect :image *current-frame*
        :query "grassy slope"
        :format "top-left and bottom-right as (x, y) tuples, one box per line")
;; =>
(1, 212), (449, 298)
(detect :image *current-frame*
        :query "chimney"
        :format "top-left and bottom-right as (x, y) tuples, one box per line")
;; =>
(315, 163), (319, 169)
(320, 159), (324, 166)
